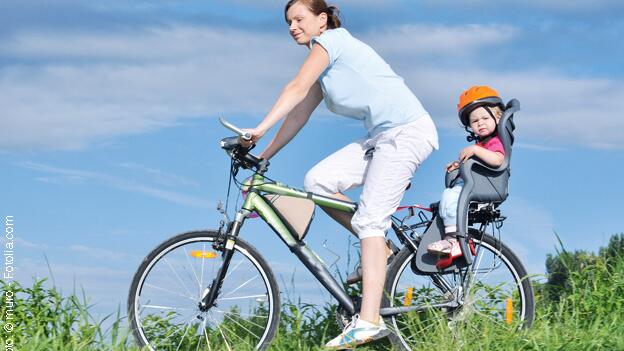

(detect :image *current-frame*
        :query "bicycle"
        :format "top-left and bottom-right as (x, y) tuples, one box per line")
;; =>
(128, 114), (535, 350)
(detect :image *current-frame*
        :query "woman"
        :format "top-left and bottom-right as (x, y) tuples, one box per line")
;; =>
(242, 0), (438, 348)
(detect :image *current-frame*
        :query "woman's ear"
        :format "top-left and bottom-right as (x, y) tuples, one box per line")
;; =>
(319, 12), (328, 27)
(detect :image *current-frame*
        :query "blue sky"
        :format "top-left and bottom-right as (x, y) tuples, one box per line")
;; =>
(2, 0), (624, 316)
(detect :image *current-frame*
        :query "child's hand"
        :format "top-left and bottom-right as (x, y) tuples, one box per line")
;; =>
(446, 161), (460, 172)
(459, 145), (479, 163)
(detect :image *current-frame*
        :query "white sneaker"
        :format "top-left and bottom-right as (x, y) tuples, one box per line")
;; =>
(325, 314), (390, 349)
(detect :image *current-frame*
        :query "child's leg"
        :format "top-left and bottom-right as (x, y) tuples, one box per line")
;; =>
(439, 180), (463, 232)
(428, 181), (463, 254)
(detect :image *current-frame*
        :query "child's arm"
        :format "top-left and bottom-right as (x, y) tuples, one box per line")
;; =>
(459, 145), (504, 167)
(446, 161), (460, 173)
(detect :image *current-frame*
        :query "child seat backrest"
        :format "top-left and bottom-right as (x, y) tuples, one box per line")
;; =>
(413, 100), (519, 273)
(414, 100), (519, 273)
(453, 99), (518, 239)
(445, 98), (518, 203)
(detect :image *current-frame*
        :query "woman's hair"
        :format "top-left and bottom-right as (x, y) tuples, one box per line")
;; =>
(284, 0), (341, 29)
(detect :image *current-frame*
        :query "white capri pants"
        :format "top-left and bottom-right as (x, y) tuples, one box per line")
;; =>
(304, 115), (439, 239)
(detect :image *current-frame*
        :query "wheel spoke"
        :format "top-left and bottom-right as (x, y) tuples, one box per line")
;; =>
(164, 257), (196, 299)
(183, 246), (204, 294)
(175, 318), (194, 351)
(142, 304), (195, 311)
(130, 234), (276, 351)
(218, 293), (268, 301)
(144, 283), (197, 302)
(386, 234), (533, 350)
(221, 274), (259, 298)
(207, 312), (233, 351)
(213, 307), (270, 319)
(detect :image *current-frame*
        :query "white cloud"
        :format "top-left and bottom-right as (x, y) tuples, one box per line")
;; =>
(21, 162), (213, 208)
(68, 244), (138, 262)
(211, 0), (401, 9)
(0, 26), (304, 151)
(514, 143), (566, 152)
(1, 24), (623, 151)
(117, 162), (200, 187)
(422, 0), (624, 12)
(394, 67), (624, 149)
(365, 24), (517, 58)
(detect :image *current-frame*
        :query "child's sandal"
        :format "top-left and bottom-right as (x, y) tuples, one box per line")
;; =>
(427, 236), (458, 255)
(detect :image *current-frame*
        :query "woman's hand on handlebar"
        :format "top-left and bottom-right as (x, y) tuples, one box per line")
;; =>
(239, 127), (265, 147)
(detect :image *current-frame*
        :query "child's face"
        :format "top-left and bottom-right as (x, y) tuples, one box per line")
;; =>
(469, 107), (499, 138)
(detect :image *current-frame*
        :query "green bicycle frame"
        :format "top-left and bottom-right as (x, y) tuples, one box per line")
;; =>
(243, 174), (355, 244)
(238, 174), (358, 313)
(204, 173), (459, 317)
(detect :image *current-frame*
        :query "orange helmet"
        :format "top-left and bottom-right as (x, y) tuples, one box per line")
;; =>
(457, 86), (504, 126)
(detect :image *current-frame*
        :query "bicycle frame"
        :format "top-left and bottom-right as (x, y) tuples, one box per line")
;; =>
(240, 174), (358, 313)
(202, 173), (462, 316)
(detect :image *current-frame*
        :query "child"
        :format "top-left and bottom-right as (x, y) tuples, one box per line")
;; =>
(427, 86), (506, 256)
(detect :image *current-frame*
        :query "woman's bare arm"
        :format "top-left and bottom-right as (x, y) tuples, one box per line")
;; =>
(260, 82), (323, 160)
(244, 44), (329, 147)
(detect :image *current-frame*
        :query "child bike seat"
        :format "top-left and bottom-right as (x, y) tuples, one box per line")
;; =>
(414, 99), (519, 273)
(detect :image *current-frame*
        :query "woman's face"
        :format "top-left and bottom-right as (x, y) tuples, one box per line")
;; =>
(286, 2), (327, 46)
(469, 107), (499, 138)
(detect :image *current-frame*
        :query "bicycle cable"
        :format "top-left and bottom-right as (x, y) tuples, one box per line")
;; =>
(224, 157), (236, 218)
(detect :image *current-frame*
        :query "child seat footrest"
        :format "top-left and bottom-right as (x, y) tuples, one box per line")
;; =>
(435, 239), (476, 270)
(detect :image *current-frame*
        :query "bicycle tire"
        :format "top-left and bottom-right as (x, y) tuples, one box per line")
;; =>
(383, 230), (535, 350)
(128, 230), (280, 350)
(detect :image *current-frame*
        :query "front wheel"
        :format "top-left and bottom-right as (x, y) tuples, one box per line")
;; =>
(128, 230), (280, 350)
(383, 231), (535, 350)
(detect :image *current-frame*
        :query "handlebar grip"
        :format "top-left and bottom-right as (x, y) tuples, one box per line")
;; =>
(241, 131), (252, 141)
(219, 116), (252, 140)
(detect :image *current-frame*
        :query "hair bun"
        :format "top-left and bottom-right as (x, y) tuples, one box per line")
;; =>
(325, 4), (341, 28)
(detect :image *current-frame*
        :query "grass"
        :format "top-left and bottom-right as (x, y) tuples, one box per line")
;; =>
(2, 233), (623, 350)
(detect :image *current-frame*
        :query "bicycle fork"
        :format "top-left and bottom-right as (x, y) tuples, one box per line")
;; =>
(198, 210), (248, 312)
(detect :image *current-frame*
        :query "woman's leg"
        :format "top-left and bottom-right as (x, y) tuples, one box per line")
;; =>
(303, 140), (369, 236)
(353, 118), (436, 323)
(359, 236), (387, 321)
(320, 193), (358, 237)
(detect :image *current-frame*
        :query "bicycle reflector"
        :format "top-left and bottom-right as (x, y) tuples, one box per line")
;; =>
(505, 298), (513, 324)
(190, 250), (218, 259)
(403, 287), (414, 306)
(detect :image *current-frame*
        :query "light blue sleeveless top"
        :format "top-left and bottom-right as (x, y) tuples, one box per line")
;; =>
(311, 28), (429, 135)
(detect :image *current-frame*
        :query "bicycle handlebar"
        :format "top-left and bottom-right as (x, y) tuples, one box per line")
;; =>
(219, 117), (252, 141)
(219, 117), (269, 174)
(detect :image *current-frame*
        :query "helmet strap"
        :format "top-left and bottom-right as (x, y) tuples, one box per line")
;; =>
(465, 127), (478, 142)
(465, 106), (499, 143)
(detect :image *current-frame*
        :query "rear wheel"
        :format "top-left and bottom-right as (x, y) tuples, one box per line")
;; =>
(383, 230), (534, 350)
(128, 231), (280, 350)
